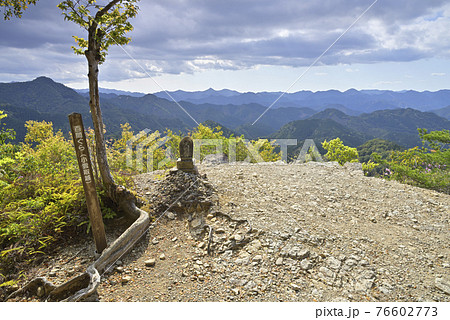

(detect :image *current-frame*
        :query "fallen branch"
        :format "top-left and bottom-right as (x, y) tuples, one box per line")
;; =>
(63, 248), (86, 266)
(6, 200), (150, 302)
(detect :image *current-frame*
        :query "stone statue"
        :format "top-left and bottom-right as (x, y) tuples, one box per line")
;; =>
(176, 136), (198, 174)
(179, 136), (193, 160)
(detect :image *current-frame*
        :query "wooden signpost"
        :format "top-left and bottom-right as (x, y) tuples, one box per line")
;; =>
(69, 113), (107, 254)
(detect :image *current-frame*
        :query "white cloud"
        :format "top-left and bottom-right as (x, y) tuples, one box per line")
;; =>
(124, 0), (450, 76)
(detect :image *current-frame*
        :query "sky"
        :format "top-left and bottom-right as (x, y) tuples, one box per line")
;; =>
(0, 0), (449, 93)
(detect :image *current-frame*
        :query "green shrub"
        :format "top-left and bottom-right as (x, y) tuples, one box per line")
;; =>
(357, 138), (403, 163)
(191, 124), (280, 163)
(373, 129), (449, 194)
(0, 119), (130, 280)
(322, 137), (359, 165)
(361, 160), (379, 175)
(0, 120), (86, 278)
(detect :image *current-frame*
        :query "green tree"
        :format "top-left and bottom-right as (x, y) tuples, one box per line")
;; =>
(0, 0), (38, 20)
(357, 138), (403, 163)
(1, 0), (140, 205)
(322, 137), (358, 165)
(357, 138), (402, 176)
(419, 128), (450, 150)
(58, 0), (140, 212)
(374, 129), (450, 194)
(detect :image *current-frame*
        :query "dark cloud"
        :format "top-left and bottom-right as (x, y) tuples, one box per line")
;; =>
(0, 0), (449, 82)
(124, 0), (450, 75)
(0, 0), (82, 48)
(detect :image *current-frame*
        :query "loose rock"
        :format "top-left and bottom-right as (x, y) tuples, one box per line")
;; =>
(121, 276), (132, 284)
(166, 212), (176, 220)
(144, 259), (156, 267)
(435, 278), (450, 295)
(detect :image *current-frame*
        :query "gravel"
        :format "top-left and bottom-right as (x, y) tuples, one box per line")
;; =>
(7, 161), (449, 302)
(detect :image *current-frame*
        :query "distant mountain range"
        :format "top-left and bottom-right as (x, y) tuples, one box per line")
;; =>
(1, 77), (449, 153)
(153, 87), (450, 115)
(76, 86), (450, 116)
(432, 105), (450, 120)
(76, 88), (146, 98)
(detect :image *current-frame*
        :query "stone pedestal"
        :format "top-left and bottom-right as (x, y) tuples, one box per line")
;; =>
(176, 158), (198, 173)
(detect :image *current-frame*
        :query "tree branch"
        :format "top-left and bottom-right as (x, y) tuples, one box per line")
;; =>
(68, 0), (89, 29)
(95, 0), (121, 20)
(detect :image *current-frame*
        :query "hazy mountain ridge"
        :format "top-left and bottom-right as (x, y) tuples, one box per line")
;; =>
(154, 87), (450, 113)
(76, 88), (146, 98)
(431, 105), (450, 120)
(0, 76), (89, 115)
(1, 77), (449, 150)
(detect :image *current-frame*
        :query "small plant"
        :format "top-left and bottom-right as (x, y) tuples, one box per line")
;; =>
(303, 145), (322, 162)
(0, 110), (15, 145)
(361, 160), (379, 175)
(322, 138), (359, 165)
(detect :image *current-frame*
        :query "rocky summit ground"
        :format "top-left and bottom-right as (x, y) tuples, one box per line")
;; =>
(7, 161), (450, 302)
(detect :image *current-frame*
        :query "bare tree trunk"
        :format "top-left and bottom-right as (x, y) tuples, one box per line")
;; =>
(84, 23), (139, 218)
(85, 24), (115, 191)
